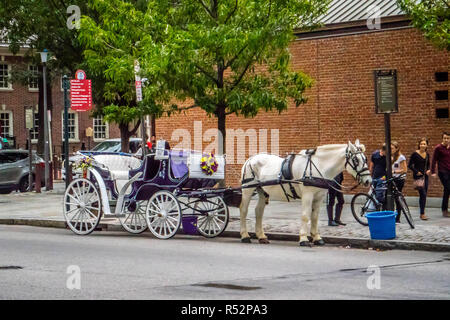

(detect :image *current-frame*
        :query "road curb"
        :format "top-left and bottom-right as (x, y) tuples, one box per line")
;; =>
(220, 231), (450, 252)
(1, 218), (449, 252)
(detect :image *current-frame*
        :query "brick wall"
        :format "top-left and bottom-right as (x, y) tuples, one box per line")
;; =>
(154, 27), (449, 197)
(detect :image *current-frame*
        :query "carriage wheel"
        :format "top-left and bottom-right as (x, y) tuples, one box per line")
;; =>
(196, 196), (229, 238)
(119, 201), (148, 234)
(63, 178), (102, 235)
(146, 191), (181, 239)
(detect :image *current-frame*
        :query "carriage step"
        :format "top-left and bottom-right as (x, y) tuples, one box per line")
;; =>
(103, 214), (126, 218)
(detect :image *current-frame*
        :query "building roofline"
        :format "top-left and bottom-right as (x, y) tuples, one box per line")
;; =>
(295, 15), (412, 40)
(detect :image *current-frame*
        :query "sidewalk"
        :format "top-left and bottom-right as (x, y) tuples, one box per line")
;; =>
(0, 182), (449, 252)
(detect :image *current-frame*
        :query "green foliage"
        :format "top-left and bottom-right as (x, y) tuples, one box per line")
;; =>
(142, 0), (328, 121)
(398, 0), (450, 50)
(79, 0), (165, 127)
(0, 0), (88, 72)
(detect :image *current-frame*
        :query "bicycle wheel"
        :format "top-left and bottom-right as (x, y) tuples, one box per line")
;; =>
(397, 194), (415, 229)
(351, 193), (380, 226)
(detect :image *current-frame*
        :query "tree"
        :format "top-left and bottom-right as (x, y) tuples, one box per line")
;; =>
(141, 0), (329, 158)
(398, 0), (450, 50)
(0, 0), (89, 154)
(0, 0), (154, 154)
(78, 0), (165, 152)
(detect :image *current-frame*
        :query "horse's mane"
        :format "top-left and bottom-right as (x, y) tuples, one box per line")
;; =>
(316, 144), (347, 150)
(298, 144), (346, 155)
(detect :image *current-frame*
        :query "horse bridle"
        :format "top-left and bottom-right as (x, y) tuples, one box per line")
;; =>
(345, 146), (371, 184)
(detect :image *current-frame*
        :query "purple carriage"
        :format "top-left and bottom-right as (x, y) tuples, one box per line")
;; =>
(62, 140), (240, 239)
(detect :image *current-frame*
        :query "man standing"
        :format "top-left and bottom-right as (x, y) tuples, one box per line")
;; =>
(326, 172), (345, 226)
(369, 144), (387, 204)
(431, 132), (450, 217)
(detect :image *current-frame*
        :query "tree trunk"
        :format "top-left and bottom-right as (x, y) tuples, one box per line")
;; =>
(217, 106), (226, 187)
(119, 123), (131, 153)
(217, 107), (226, 155)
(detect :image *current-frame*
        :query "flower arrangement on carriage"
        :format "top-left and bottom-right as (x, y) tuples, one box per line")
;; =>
(72, 156), (93, 178)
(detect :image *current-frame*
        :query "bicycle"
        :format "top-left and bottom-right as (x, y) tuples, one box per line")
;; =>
(350, 175), (414, 229)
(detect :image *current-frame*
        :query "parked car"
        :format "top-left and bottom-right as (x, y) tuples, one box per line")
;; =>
(62, 138), (142, 180)
(0, 150), (45, 194)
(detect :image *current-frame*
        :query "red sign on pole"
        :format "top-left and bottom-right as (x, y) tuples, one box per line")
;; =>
(70, 79), (92, 111)
(135, 80), (142, 102)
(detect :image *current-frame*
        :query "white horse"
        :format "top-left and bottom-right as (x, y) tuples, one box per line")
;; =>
(239, 140), (372, 246)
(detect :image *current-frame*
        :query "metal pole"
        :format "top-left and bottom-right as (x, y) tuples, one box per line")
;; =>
(140, 116), (146, 157)
(43, 62), (49, 191)
(384, 113), (394, 211)
(63, 75), (70, 189)
(28, 129), (33, 191)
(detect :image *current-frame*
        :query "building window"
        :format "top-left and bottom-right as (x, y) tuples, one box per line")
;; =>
(436, 108), (449, 119)
(0, 111), (13, 137)
(435, 90), (449, 101)
(61, 112), (79, 141)
(28, 65), (39, 90)
(30, 112), (39, 141)
(435, 72), (448, 82)
(93, 116), (108, 141)
(60, 76), (70, 92)
(0, 63), (11, 89)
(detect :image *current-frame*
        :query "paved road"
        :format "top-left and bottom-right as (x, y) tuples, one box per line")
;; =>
(1, 189), (449, 246)
(1, 225), (449, 300)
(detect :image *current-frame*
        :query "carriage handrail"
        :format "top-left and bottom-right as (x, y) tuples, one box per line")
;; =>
(115, 172), (143, 214)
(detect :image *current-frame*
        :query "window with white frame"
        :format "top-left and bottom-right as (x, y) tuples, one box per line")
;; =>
(93, 115), (108, 141)
(30, 111), (39, 141)
(0, 111), (13, 137)
(60, 76), (70, 91)
(0, 63), (11, 89)
(28, 65), (39, 90)
(61, 111), (79, 141)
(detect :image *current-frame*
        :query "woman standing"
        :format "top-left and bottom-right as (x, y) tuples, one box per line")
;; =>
(408, 138), (431, 220)
(391, 141), (407, 223)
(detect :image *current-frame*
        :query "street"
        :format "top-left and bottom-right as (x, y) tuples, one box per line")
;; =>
(0, 225), (449, 300)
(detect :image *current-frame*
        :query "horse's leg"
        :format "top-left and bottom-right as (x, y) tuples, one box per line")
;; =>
(240, 187), (254, 243)
(255, 188), (269, 244)
(299, 191), (313, 247)
(311, 192), (326, 246)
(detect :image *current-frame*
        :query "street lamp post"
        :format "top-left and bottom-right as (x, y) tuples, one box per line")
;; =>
(40, 49), (50, 191)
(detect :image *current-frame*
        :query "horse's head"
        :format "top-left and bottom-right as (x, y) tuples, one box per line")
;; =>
(345, 140), (372, 187)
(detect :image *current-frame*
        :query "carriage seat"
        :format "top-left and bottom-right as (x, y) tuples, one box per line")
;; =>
(93, 155), (142, 194)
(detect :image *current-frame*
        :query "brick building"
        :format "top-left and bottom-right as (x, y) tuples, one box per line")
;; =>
(154, 0), (449, 197)
(0, 45), (121, 156)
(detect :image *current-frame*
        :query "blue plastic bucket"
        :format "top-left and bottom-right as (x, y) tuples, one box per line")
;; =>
(366, 211), (397, 240)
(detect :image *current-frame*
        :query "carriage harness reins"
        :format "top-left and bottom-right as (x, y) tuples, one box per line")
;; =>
(241, 146), (371, 202)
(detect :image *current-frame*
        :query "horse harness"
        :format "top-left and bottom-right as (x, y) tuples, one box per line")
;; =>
(241, 145), (369, 202)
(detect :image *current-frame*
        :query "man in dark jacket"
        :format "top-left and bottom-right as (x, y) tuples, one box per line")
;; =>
(327, 172), (346, 226)
(431, 132), (450, 217)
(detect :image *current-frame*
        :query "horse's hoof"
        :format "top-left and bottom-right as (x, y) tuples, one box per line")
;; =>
(258, 238), (270, 244)
(241, 237), (252, 243)
(313, 239), (325, 246)
(299, 241), (312, 247)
